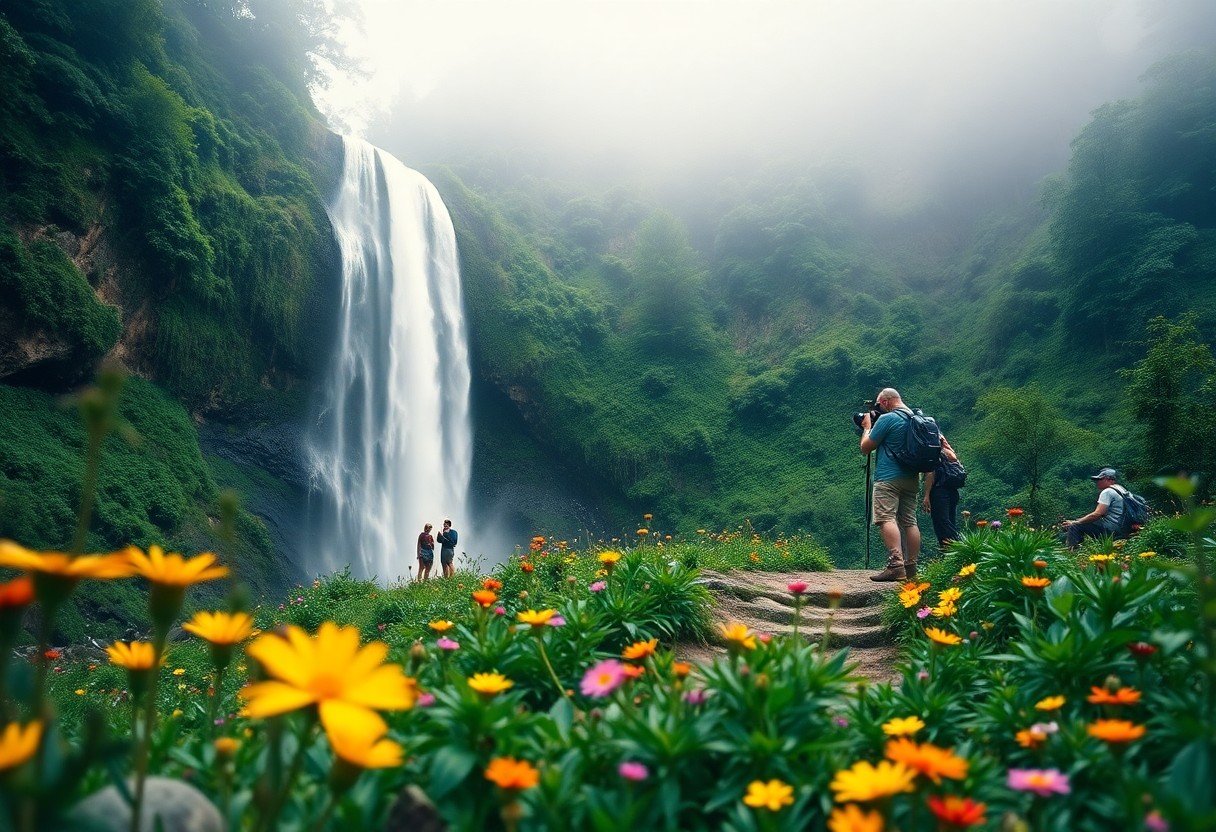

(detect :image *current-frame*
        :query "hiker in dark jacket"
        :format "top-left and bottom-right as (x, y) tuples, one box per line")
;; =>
(922, 436), (962, 551)
(437, 519), (459, 578)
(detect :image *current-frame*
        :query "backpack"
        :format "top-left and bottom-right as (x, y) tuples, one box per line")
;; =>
(1111, 485), (1150, 533)
(936, 458), (968, 490)
(888, 409), (943, 473)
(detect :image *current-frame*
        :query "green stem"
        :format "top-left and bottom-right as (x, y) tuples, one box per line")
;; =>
(535, 637), (568, 698)
(208, 665), (227, 742)
(71, 432), (103, 555)
(310, 793), (339, 832)
(791, 597), (800, 638)
(130, 638), (163, 832)
(256, 717), (314, 832)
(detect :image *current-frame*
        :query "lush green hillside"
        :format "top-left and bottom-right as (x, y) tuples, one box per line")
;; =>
(439, 52), (1216, 565)
(0, 0), (341, 635)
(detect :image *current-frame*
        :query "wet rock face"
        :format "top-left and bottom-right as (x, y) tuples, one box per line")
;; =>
(71, 777), (224, 832)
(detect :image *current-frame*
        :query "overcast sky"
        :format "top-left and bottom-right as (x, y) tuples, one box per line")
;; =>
(315, 0), (1216, 200)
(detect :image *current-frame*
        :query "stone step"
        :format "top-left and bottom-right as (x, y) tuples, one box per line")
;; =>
(699, 570), (895, 610)
(720, 595), (885, 627)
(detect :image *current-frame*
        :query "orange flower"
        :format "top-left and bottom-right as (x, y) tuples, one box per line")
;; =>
(622, 638), (659, 661)
(471, 590), (498, 608)
(0, 577), (34, 609)
(621, 664), (645, 679)
(1021, 576), (1051, 590)
(482, 578), (503, 591)
(485, 757), (540, 790)
(521, 561), (535, 573)
(884, 738), (968, 783)
(1032, 559), (1048, 569)
(902, 582), (930, 593)
(924, 627), (962, 646)
(974, 520), (988, 528)
(1087, 686), (1141, 706)
(671, 662), (692, 678)
(1087, 719), (1146, 743)
(928, 795), (986, 828)
(1006, 508), (1024, 518)
(1016, 728), (1047, 749)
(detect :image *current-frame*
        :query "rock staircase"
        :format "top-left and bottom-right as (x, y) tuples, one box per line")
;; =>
(684, 569), (902, 681)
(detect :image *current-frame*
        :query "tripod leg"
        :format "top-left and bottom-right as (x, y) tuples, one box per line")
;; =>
(864, 452), (873, 569)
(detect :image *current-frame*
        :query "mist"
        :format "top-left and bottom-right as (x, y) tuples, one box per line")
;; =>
(317, 0), (1216, 207)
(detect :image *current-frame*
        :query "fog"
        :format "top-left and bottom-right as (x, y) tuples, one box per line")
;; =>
(318, 0), (1216, 202)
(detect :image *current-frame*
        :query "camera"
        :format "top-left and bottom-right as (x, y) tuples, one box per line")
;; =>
(852, 400), (883, 435)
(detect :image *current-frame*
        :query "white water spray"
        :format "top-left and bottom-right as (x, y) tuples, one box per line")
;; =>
(308, 136), (472, 581)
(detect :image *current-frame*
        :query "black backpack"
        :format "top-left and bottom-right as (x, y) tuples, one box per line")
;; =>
(1111, 485), (1150, 533)
(936, 459), (968, 490)
(888, 409), (943, 473)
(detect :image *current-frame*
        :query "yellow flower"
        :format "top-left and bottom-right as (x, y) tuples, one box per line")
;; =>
(171, 709), (183, 718)
(720, 621), (757, 651)
(643, 514), (653, 521)
(326, 707), (404, 769)
(517, 609), (557, 628)
(742, 779), (794, 812)
(1021, 576), (1051, 590)
(636, 528), (649, 536)
(957, 563), (976, 577)
(125, 545), (228, 587)
(884, 738), (968, 783)
(622, 638), (659, 661)
(467, 672), (514, 696)
(924, 627), (962, 646)
(938, 587), (962, 604)
(598, 551), (622, 565)
(182, 611), (255, 646)
(931, 601), (957, 618)
(0, 722), (42, 771)
(0, 542), (131, 602)
(1088, 553), (1115, 563)
(898, 589), (922, 609)
(1138, 551), (1157, 559)
(881, 716), (925, 737)
(830, 760), (916, 802)
(214, 737), (240, 757)
(1087, 719), (1146, 743)
(106, 641), (158, 670)
(240, 623), (416, 739)
(828, 804), (885, 832)
(429, 620), (454, 632)
(1035, 695), (1066, 711)
(74, 688), (85, 696)
(485, 757), (540, 790)
(173, 668), (186, 676)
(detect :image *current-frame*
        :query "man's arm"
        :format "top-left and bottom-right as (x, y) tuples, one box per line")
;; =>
(922, 470), (935, 510)
(860, 413), (880, 454)
(1064, 502), (1108, 526)
(941, 435), (958, 462)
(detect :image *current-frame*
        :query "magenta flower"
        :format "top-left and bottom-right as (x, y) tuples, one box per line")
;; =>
(436, 637), (460, 651)
(1007, 768), (1071, 797)
(417, 692), (436, 707)
(916, 607), (931, 619)
(589, 581), (607, 593)
(580, 659), (627, 697)
(833, 716), (849, 728)
(787, 581), (809, 595)
(619, 761), (649, 781)
(493, 606), (506, 616)
(683, 688), (709, 705)
(547, 615), (567, 627)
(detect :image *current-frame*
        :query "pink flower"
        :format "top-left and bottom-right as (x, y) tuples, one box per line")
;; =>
(1007, 768), (1070, 797)
(618, 761), (649, 781)
(417, 692), (436, 707)
(493, 606), (506, 616)
(436, 637), (460, 651)
(580, 659), (627, 697)
(991, 520), (1002, 530)
(787, 581), (809, 595)
(833, 716), (849, 728)
(916, 607), (931, 619)
(1145, 811), (1169, 832)
(547, 616), (566, 627)
(683, 688), (709, 705)
(589, 581), (607, 593)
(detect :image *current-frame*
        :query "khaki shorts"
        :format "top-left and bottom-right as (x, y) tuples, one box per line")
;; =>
(873, 478), (919, 528)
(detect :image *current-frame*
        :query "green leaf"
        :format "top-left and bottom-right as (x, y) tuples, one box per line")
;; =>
(1155, 474), (1197, 499)
(427, 746), (477, 799)
(550, 696), (575, 741)
(1167, 740), (1214, 814)
(1166, 508), (1216, 532)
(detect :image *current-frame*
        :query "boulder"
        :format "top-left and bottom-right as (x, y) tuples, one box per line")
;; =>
(71, 777), (224, 832)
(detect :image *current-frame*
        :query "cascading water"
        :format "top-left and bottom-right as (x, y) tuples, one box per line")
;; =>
(307, 136), (472, 581)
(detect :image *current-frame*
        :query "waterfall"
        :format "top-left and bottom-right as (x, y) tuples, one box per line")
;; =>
(307, 136), (472, 581)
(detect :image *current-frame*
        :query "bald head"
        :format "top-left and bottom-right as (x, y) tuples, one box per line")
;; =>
(877, 388), (903, 408)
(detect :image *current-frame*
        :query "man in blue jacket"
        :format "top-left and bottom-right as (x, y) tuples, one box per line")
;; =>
(859, 388), (923, 581)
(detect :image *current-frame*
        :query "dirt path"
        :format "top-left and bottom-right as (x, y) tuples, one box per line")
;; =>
(681, 569), (902, 682)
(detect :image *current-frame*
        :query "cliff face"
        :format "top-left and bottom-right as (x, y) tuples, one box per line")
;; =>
(0, 0), (345, 634)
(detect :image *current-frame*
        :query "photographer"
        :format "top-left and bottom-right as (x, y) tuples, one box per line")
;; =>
(859, 388), (923, 581)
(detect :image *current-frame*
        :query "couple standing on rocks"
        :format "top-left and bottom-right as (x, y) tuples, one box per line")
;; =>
(416, 519), (459, 581)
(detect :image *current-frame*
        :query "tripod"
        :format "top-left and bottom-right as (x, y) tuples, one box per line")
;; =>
(863, 451), (873, 568)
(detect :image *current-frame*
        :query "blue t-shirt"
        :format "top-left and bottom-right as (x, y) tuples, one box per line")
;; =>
(869, 409), (918, 482)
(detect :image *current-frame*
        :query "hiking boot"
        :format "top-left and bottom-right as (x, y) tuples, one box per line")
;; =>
(904, 562), (918, 580)
(869, 565), (906, 582)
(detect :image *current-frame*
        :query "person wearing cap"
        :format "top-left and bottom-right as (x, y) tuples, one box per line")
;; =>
(1062, 467), (1125, 548)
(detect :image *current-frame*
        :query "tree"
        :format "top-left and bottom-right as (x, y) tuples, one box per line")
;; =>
(628, 212), (713, 352)
(1121, 314), (1216, 482)
(973, 385), (1096, 526)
